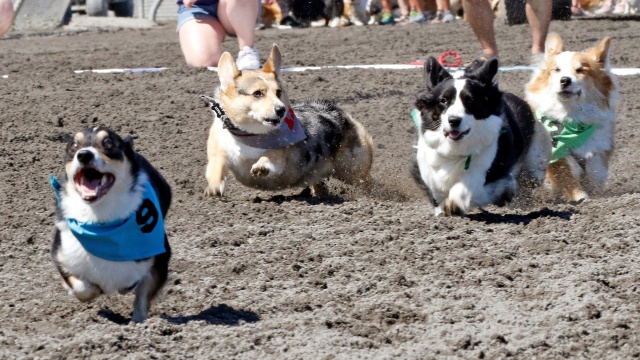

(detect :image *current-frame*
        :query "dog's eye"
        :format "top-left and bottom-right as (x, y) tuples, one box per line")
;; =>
(69, 142), (78, 152)
(276, 90), (282, 98)
(553, 68), (560, 73)
(576, 67), (585, 74)
(252, 90), (264, 98)
(439, 98), (448, 105)
(103, 138), (114, 150)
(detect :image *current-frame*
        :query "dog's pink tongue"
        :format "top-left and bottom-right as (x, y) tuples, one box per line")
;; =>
(79, 176), (100, 198)
(449, 130), (461, 139)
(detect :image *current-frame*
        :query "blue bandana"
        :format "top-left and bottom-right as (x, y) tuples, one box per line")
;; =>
(51, 175), (167, 262)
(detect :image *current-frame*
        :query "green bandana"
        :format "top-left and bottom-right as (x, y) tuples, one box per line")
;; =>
(537, 111), (596, 163)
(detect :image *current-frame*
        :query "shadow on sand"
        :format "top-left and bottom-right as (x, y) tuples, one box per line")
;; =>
(468, 207), (573, 225)
(161, 304), (260, 325)
(251, 186), (345, 205)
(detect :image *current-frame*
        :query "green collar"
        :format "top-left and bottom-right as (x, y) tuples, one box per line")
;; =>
(536, 111), (596, 163)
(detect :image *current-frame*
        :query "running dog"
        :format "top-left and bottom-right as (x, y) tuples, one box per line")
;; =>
(50, 127), (171, 323)
(412, 56), (551, 216)
(526, 33), (618, 203)
(203, 44), (373, 197)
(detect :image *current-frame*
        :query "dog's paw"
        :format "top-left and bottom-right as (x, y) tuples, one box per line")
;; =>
(204, 181), (225, 197)
(441, 198), (466, 216)
(251, 164), (270, 177)
(567, 189), (589, 204)
(494, 186), (515, 207)
(66, 277), (101, 303)
(131, 311), (148, 323)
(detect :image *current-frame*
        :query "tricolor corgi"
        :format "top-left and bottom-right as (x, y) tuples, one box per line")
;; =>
(51, 127), (171, 323)
(412, 56), (551, 216)
(203, 44), (373, 197)
(526, 33), (618, 203)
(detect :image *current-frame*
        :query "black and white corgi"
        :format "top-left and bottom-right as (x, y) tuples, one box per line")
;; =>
(50, 127), (171, 323)
(412, 56), (551, 216)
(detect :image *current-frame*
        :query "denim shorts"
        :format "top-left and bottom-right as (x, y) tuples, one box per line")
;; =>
(176, 3), (219, 32)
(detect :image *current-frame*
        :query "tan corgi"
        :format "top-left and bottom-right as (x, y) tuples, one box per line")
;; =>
(526, 33), (619, 203)
(203, 44), (373, 197)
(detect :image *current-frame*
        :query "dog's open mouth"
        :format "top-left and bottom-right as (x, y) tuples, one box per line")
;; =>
(74, 167), (115, 202)
(444, 129), (471, 141)
(558, 89), (581, 99)
(263, 117), (281, 127)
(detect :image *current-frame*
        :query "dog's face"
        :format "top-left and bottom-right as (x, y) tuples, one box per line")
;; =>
(528, 33), (615, 108)
(64, 128), (135, 203)
(217, 45), (291, 135)
(415, 56), (503, 153)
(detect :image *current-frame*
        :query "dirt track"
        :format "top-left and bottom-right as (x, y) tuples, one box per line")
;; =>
(1, 17), (640, 359)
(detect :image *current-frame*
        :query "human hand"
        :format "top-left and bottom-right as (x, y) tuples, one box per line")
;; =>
(183, 0), (197, 8)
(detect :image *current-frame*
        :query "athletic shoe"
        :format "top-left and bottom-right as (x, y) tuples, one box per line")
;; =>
(236, 46), (261, 71)
(379, 12), (395, 25)
(440, 11), (455, 22)
(408, 11), (429, 24)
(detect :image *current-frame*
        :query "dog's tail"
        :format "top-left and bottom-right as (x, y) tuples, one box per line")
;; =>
(333, 114), (374, 185)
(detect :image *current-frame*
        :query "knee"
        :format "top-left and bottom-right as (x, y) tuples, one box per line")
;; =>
(182, 44), (222, 67)
(185, 52), (222, 67)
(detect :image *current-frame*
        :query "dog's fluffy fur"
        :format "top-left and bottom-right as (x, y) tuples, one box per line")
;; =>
(526, 33), (618, 202)
(413, 56), (551, 216)
(204, 44), (373, 197)
(51, 127), (171, 323)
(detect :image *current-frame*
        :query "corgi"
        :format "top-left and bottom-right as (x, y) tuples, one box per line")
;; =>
(50, 127), (171, 323)
(202, 44), (373, 197)
(526, 33), (618, 203)
(412, 56), (551, 216)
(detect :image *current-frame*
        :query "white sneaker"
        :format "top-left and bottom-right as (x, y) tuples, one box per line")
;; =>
(441, 11), (455, 23)
(236, 46), (261, 71)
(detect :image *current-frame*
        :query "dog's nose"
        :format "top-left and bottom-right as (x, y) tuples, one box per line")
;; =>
(560, 76), (572, 89)
(448, 116), (462, 128)
(76, 150), (94, 164)
(275, 105), (286, 118)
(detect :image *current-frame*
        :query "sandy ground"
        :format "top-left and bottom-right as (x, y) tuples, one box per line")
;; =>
(1, 16), (640, 359)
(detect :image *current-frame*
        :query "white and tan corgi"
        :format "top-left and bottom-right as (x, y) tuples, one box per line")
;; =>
(526, 33), (619, 203)
(203, 44), (373, 197)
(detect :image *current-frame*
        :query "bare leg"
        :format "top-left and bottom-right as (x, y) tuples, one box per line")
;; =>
(462, 0), (498, 56)
(526, 0), (552, 54)
(381, 0), (393, 13)
(218, 0), (259, 49)
(0, 0), (13, 37)
(178, 18), (226, 67)
(436, 0), (451, 12)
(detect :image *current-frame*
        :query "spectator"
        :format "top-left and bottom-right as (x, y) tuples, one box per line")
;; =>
(177, 0), (261, 69)
(462, 0), (551, 58)
(378, 0), (396, 24)
(405, 0), (429, 23)
(0, 0), (14, 37)
(432, 0), (455, 23)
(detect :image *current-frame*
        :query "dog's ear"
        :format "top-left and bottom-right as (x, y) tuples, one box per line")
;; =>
(263, 44), (282, 78)
(585, 36), (611, 66)
(544, 32), (564, 60)
(424, 56), (451, 89)
(218, 52), (240, 90)
(123, 136), (134, 150)
(464, 57), (499, 85)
